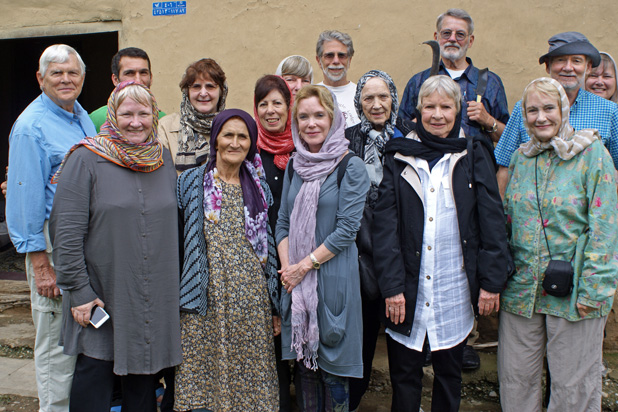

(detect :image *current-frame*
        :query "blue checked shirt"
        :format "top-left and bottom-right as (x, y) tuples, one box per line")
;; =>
(399, 58), (510, 140)
(6, 93), (96, 253)
(495, 89), (618, 168)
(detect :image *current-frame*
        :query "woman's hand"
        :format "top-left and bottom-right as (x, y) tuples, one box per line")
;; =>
(577, 303), (598, 318)
(279, 256), (313, 294)
(272, 316), (281, 336)
(71, 298), (105, 328)
(478, 288), (500, 316)
(385, 293), (406, 325)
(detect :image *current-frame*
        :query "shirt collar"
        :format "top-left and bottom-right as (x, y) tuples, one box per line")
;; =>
(41, 92), (82, 121)
(440, 57), (475, 83)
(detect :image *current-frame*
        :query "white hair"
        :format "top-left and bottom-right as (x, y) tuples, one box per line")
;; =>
(39, 44), (85, 77)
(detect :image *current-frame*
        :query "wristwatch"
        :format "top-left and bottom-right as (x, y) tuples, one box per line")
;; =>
(487, 118), (498, 133)
(309, 253), (320, 270)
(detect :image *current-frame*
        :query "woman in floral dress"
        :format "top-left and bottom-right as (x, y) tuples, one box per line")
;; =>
(499, 77), (618, 411)
(175, 109), (281, 411)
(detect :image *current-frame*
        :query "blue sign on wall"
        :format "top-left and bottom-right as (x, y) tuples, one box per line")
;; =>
(153, 1), (187, 16)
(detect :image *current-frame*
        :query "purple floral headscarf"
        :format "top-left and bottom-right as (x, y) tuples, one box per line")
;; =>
(203, 109), (269, 265)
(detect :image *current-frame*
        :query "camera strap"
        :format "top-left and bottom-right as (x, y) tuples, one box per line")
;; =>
(534, 156), (575, 263)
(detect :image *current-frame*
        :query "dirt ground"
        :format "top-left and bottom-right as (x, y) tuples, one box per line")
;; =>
(3, 246), (618, 412)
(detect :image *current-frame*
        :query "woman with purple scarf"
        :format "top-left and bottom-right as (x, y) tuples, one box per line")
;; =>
(276, 85), (370, 411)
(174, 109), (281, 411)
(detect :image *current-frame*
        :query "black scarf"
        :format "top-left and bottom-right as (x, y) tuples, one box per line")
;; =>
(385, 108), (465, 160)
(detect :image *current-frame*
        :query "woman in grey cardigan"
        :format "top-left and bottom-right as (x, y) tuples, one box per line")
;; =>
(276, 85), (369, 411)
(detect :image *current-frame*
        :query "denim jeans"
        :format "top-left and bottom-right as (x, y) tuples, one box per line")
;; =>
(299, 363), (349, 412)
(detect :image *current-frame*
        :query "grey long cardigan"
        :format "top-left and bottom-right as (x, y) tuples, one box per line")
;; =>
(177, 164), (281, 315)
(276, 156), (369, 378)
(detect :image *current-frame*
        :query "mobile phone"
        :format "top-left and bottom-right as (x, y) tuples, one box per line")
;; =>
(90, 306), (110, 328)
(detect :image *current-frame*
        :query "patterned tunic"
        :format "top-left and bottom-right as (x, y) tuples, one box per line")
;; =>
(502, 140), (618, 321)
(174, 181), (278, 411)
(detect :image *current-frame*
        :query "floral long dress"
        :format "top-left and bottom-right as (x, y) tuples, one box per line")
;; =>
(174, 180), (278, 411)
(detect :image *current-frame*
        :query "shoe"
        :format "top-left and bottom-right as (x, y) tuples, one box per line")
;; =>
(462, 345), (480, 371)
(423, 350), (432, 366)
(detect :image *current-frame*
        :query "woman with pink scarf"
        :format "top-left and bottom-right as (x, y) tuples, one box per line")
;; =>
(276, 85), (369, 411)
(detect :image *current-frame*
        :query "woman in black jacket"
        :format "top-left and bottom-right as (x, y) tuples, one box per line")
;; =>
(344, 70), (412, 412)
(372, 75), (510, 412)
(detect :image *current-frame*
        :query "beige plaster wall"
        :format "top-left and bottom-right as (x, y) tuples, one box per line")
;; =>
(2, 0), (618, 115)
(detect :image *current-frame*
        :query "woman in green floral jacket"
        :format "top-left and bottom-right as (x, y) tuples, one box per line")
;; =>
(499, 77), (618, 412)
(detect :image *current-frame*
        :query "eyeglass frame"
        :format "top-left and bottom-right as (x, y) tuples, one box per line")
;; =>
(438, 29), (469, 42)
(320, 52), (350, 61)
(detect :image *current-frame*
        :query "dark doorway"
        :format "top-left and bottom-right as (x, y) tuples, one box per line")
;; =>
(0, 31), (118, 174)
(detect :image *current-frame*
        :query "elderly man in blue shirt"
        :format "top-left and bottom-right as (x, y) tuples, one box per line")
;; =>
(6, 44), (96, 412)
(399, 8), (510, 145)
(495, 32), (618, 195)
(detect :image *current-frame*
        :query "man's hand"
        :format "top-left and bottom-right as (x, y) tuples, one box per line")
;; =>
(478, 288), (500, 315)
(466, 101), (493, 128)
(71, 298), (105, 328)
(2, 166), (7, 198)
(29, 251), (60, 298)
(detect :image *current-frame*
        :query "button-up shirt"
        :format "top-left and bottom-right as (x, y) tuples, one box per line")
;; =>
(398, 58), (510, 140)
(6, 93), (96, 253)
(495, 89), (618, 168)
(386, 154), (474, 352)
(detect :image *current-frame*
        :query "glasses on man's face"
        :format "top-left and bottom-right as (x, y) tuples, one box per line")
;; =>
(439, 30), (468, 42)
(322, 52), (349, 61)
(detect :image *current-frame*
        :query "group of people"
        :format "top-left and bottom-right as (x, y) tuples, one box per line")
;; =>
(5, 7), (618, 412)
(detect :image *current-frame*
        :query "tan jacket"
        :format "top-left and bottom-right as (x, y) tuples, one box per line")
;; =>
(158, 112), (182, 175)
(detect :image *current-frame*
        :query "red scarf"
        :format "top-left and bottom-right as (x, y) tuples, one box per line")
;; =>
(254, 85), (294, 170)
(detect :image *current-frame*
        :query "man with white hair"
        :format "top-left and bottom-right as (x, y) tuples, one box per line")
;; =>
(316, 30), (360, 128)
(399, 8), (509, 145)
(6, 44), (95, 411)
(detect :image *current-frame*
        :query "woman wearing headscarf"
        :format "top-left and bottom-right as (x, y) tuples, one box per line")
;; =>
(159, 58), (228, 174)
(174, 109), (281, 412)
(276, 85), (369, 411)
(253, 74), (301, 411)
(276, 55), (314, 97)
(372, 75), (510, 412)
(50, 82), (181, 412)
(586, 52), (618, 103)
(344, 69), (412, 411)
(499, 77), (618, 411)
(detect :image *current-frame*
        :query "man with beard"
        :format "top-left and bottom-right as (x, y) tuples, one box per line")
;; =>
(495, 32), (618, 195)
(399, 8), (509, 144)
(316, 30), (360, 128)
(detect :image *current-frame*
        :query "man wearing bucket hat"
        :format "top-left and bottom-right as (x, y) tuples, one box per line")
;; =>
(495, 31), (618, 195)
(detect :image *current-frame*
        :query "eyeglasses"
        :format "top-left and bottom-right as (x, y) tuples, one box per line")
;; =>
(321, 52), (349, 61)
(439, 30), (468, 41)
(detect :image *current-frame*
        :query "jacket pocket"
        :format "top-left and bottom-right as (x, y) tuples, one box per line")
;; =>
(317, 302), (347, 347)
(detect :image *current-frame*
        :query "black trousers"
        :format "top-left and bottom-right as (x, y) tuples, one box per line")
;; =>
(275, 333), (303, 412)
(70, 354), (158, 412)
(386, 335), (465, 412)
(349, 295), (381, 410)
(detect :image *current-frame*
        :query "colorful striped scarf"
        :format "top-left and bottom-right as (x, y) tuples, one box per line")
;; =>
(52, 81), (163, 183)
